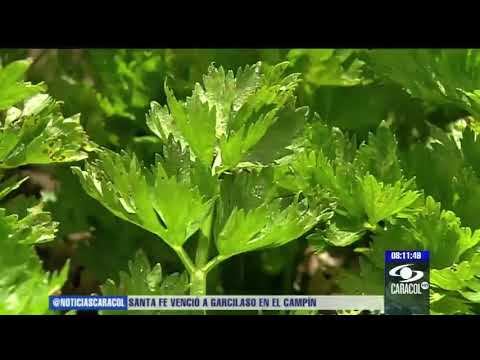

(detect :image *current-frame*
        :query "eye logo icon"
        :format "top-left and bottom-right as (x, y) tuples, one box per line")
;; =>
(388, 264), (424, 283)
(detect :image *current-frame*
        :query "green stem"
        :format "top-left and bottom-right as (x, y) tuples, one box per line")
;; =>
(189, 255), (228, 296)
(190, 270), (207, 296)
(172, 246), (195, 275)
(202, 255), (227, 274)
(195, 211), (213, 268)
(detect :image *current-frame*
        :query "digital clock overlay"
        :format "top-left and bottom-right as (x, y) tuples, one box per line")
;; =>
(384, 250), (430, 315)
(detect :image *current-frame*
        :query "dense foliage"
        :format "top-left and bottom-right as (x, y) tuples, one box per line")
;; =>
(1, 49), (480, 315)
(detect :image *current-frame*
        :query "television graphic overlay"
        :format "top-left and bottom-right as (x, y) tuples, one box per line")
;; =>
(384, 251), (430, 315)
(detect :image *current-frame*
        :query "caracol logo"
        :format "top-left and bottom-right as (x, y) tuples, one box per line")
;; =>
(388, 264), (424, 283)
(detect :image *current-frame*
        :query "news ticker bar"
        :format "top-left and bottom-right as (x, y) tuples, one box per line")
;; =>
(49, 295), (384, 311)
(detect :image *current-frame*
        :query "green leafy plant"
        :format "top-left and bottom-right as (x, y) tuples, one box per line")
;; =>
(0, 59), (90, 314)
(2, 49), (480, 315)
(73, 62), (331, 299)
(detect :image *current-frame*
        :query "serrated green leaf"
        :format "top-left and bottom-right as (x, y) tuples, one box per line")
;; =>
(0, 59), (45, 110)
(354, 122), (403, 184)
(215, 196), (331, 258)
(411, 197), (480, 268)
(431, 253), (480, 291)
(73, 147), (214, 248)
(161, 84), (217, 166)
(200, 62), (262, 137)
(356, 175), (420, 226)
(0, 205), (68, 315)
(100, 249), (189, 315)
(0, 94), (89, 168)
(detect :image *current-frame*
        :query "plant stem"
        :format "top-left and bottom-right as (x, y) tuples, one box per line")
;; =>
(190, 254), (228, 296)
(202, 255), (227, 274)
(195, 211), (213, 268)
(190, 270), (207, 296)
(173, 246), (195, 275)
